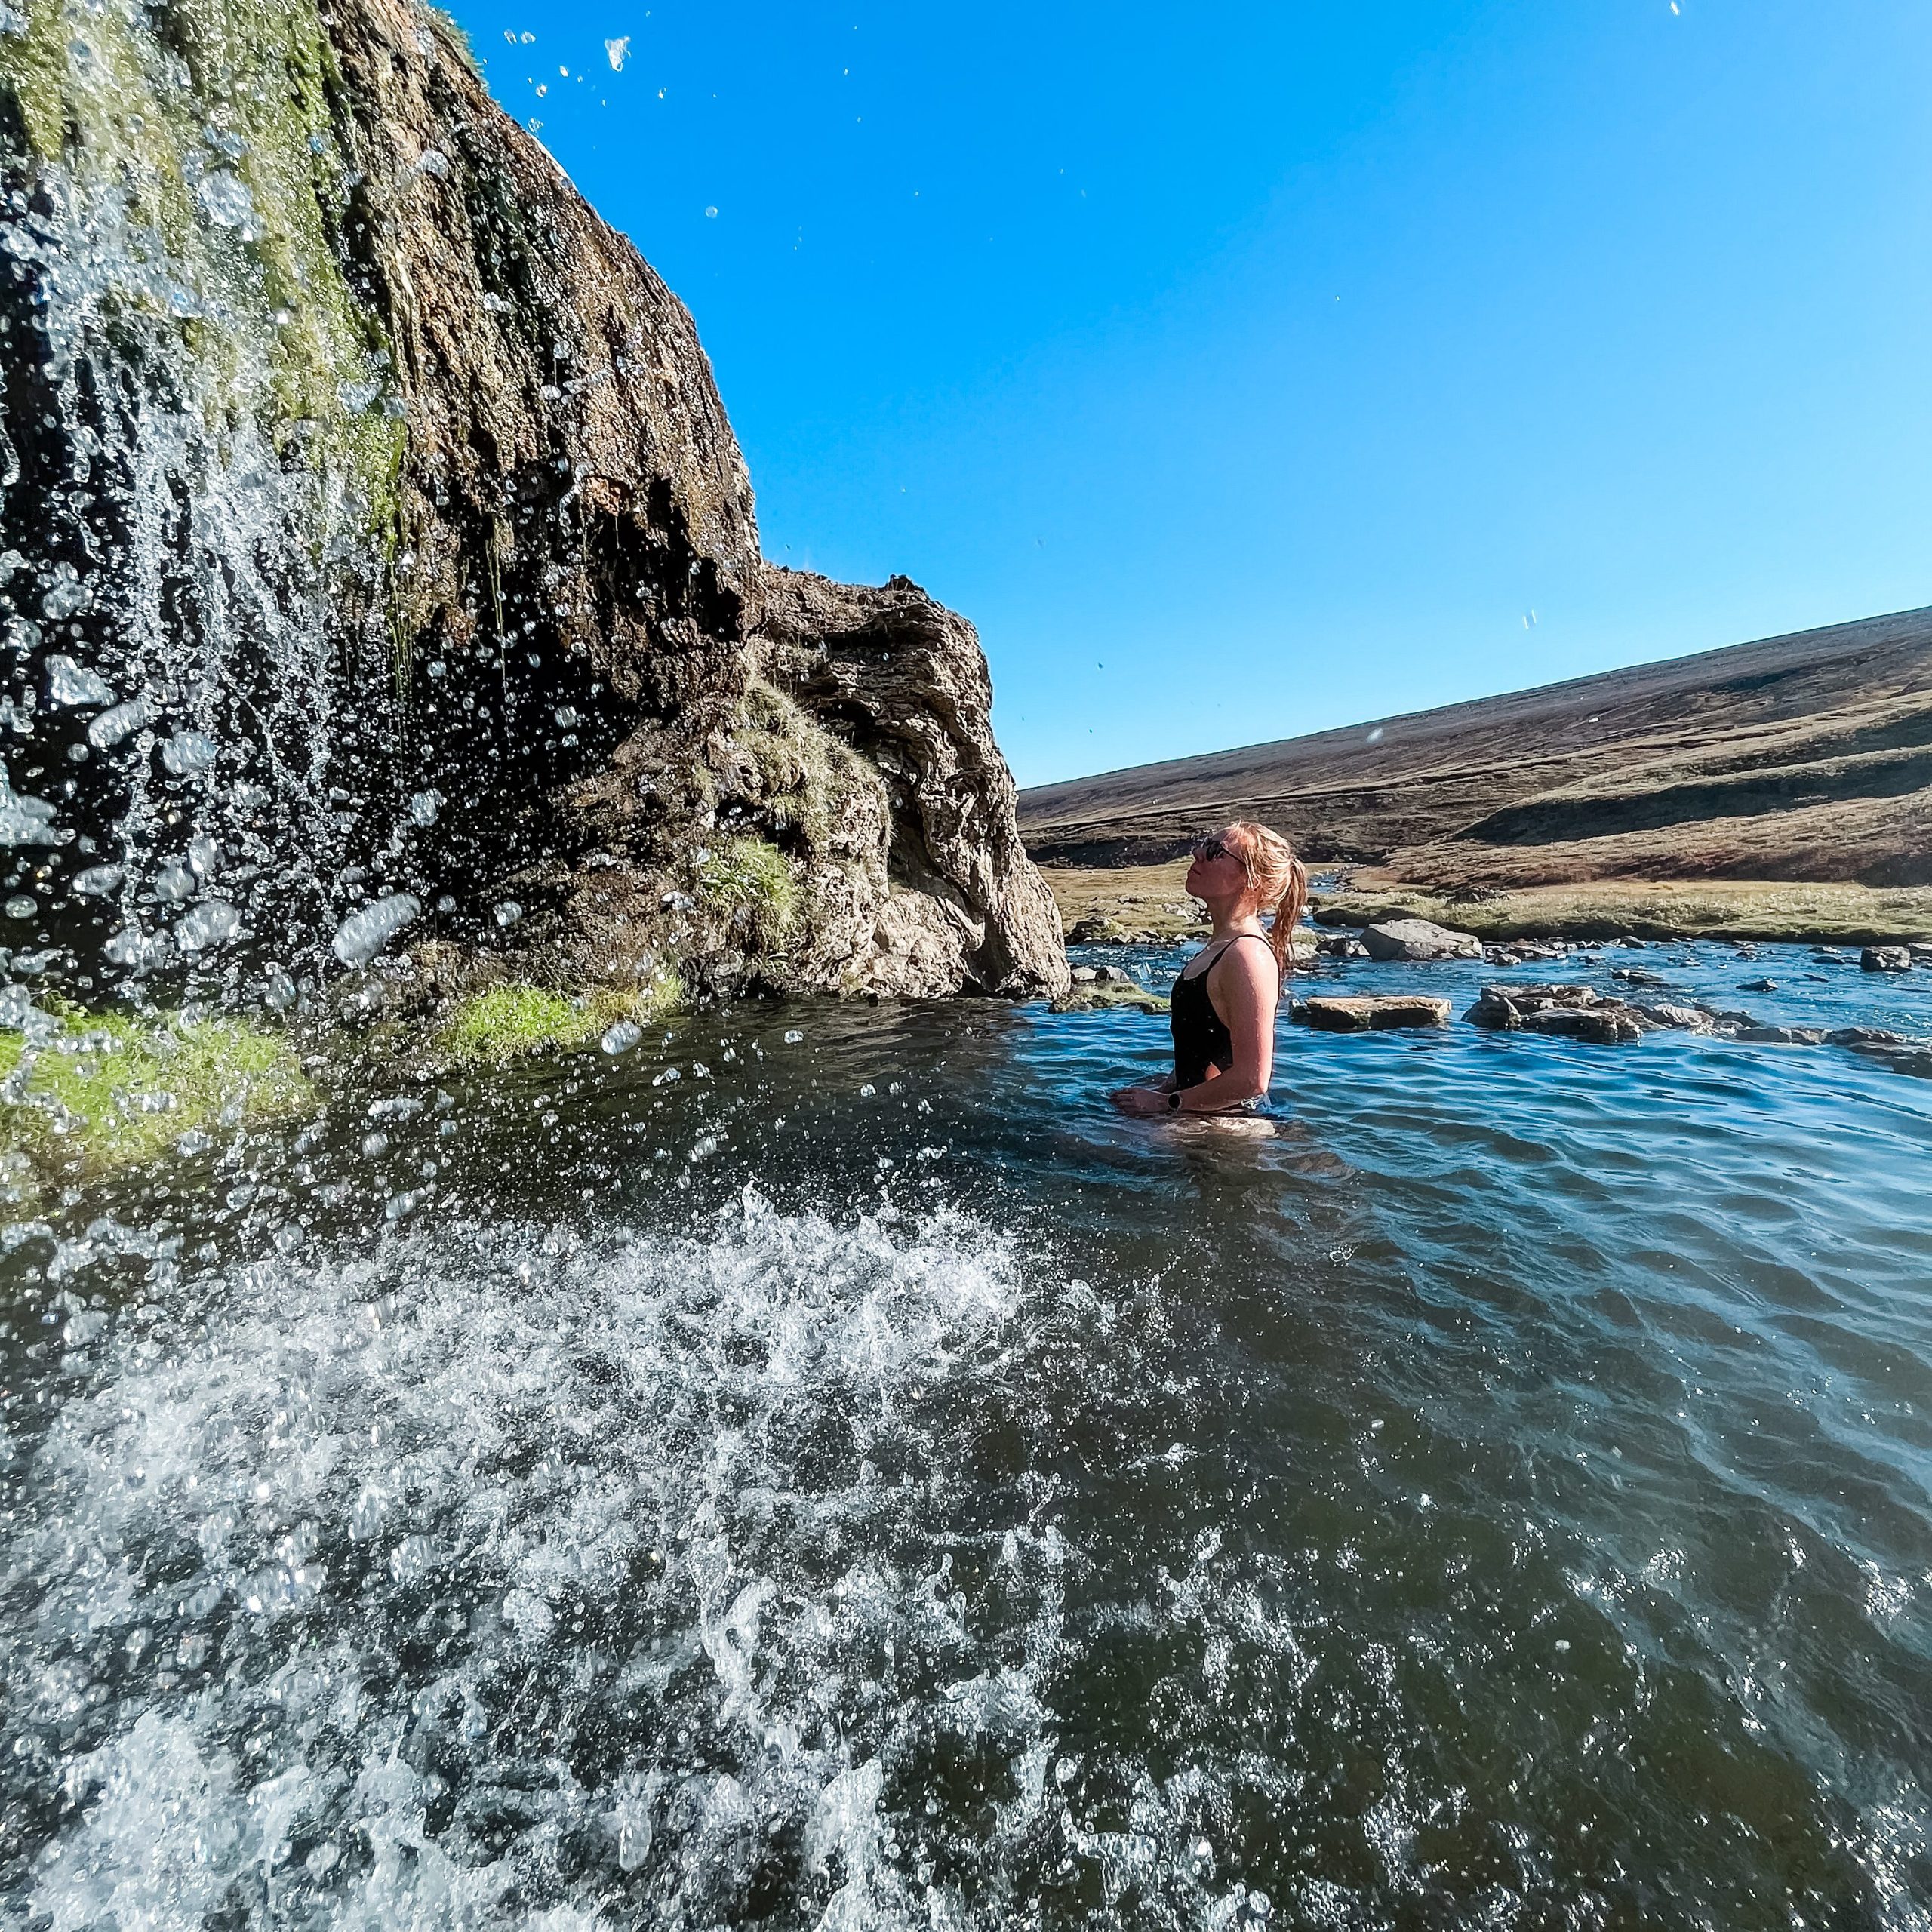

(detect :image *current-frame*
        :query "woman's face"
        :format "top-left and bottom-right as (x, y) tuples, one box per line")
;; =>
(1184, 828), (1247, 902)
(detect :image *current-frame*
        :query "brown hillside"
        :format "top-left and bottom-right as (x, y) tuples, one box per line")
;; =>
(1017, 607), (1932, 888)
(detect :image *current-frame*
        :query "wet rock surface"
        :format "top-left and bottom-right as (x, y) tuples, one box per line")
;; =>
(0, 0), (1063, 1004)
(1293, 994), (1452, 1032)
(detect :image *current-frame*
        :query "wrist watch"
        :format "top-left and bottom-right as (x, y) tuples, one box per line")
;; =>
(1168, 1090), (1183, 1112)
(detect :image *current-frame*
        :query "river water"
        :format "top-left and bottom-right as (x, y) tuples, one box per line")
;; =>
(4, 940), (1931, 1929)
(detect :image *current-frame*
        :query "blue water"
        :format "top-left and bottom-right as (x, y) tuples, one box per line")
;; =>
(2, 940), (1930, 1928)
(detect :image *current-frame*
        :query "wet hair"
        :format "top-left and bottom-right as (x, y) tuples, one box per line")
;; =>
(1223, 820), (1309, 985)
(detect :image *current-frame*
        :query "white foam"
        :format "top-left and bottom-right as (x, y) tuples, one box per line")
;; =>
(7, 1195), (1075, 1927)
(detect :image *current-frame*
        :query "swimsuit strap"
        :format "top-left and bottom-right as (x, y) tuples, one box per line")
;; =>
(1181, 931), (1272, 981)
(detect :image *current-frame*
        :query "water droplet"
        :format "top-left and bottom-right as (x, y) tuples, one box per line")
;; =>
(159, 729), (217, 775)
(600, 1019), (641, 1055)
(45, 654), (114, 707)
(783, 1029), (804, 1044)
(331, 892), (422, 966)
(173, 900), (239, 952)
(605, 34), (629, 69)
(87, 692), (156, 749)
(493, 900), (523, 928)
(197, 168), (258, 233)
(408, 789), (442, 826)
(71, 863), (122, 897)
(4, 893), (35, 918)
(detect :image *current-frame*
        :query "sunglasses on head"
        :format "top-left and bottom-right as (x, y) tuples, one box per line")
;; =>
(1192, 837), (1239, 864)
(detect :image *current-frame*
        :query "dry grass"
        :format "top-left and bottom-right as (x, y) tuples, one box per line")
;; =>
(1314, 877), (1932, 945)
(1038, 864), (1932, 945)
(1037, 860), (1203, 940)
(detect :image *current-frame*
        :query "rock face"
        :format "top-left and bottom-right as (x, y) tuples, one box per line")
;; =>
(1293, 995), (1451, 1032)
(0, 0), (1066, 1002)
(1360, 918), (1484, 962)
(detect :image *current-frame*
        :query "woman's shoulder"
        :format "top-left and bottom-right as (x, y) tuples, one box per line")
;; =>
(1211, 931), (1278, 980)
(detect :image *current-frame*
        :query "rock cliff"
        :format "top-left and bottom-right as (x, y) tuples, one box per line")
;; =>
(0, 0), (1066, 1001)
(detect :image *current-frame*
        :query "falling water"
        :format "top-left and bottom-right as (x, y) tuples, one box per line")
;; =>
(0, 0), (407, 993)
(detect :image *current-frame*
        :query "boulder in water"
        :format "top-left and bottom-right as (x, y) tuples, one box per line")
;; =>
(1863, 946), (1912, 971)
(1294, 995), (1451, 1032)
(1361, 918), (1483, 961)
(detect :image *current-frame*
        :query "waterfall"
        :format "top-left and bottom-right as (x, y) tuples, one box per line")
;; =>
(0, 0), (407, 994)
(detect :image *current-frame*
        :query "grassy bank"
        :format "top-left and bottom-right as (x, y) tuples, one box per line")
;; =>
(1038, 863), (1932, 947)
(1040, 860), (1204, 943)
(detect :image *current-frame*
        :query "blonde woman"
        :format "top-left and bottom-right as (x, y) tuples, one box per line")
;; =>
(1112, 821), (1308, 1117)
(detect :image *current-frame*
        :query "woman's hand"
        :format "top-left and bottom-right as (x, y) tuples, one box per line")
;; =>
(1112, 1084), (1170, 1116)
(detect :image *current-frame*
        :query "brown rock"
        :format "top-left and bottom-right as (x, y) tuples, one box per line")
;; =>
(0, 0), (1066, 1004)
(1294, 995), (1452, 1032)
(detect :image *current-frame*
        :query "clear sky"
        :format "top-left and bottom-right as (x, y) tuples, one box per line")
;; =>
(443, 0), (1932, 789)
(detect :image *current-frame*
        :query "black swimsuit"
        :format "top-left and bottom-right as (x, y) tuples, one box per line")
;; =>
(1170, 934), (1270, 1088)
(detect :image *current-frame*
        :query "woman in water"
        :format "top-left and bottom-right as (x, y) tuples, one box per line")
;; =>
(1112, 820), (1308, 1116)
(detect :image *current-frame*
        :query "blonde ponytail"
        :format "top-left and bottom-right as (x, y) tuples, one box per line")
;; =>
(1225, 820), (1307, 987)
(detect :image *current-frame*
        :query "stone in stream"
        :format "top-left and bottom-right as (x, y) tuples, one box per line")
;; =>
(1862, 946), (1912, 971)
(1464, 980), (1658, 1043)
(1737, 977), (1779, 992)
(1484, 939), (1567, 964)
(1911, 943), (1932, 966)
(1641, 1003), (1717, 1032)
(1361, 918), (1484, 961)
(1294, 995), (1452, 1032)
(1827, 1026), (1912, 1048)
(1069, 966), (1098, 983)
(1066, 917), (1128, 944)
(1734, 1026), (1828, 1045)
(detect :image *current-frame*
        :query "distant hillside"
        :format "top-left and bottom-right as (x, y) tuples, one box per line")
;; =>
(1017, 608), (1932, 888)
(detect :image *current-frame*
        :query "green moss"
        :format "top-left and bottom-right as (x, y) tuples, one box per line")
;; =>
(0, 1008), (314, 1176)
(422, 4), (485, 78)
(0, 0), (405, 545)
(438, 973), (682, 1063)
(701, 835), (797, 952)
(736, 679), (886, 854)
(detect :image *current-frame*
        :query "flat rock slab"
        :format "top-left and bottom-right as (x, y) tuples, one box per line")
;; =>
(1361, 918), (1484, 961)
(1295, 995), (1452, 1032)
(1051, 984), (1167, 1014)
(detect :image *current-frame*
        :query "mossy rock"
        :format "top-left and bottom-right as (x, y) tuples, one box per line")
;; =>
(0, 1008), (315, 1188)
(436, 974), (680, 1064)
(700, 835), (797, 953)
(1050, 983), (1168, 1015)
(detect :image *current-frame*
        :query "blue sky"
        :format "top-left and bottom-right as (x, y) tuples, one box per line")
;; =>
(445, 0), (1932, 789)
